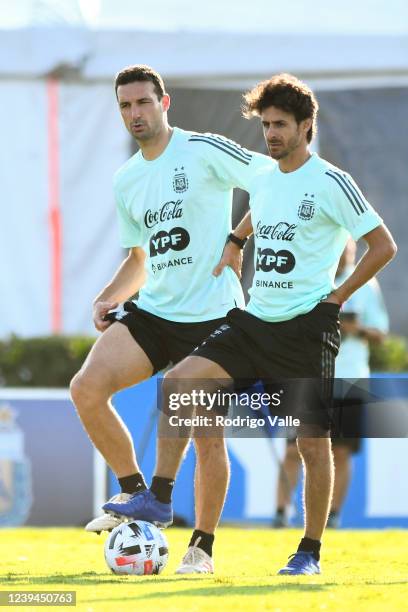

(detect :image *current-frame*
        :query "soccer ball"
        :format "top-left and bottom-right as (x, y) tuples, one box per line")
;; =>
(104, 520), (169, 575)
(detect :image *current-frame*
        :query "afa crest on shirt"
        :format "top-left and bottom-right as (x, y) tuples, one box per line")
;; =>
(298, 194), (316, 221)
(173, 167), (189, 193)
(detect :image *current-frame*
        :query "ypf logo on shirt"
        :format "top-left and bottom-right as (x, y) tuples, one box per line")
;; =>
(256, 248), (296, 274)
(150, 227), (190, 257)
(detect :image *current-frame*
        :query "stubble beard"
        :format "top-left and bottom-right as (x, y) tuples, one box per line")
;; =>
(132, 120), (167, 148)
(268, 131), (302, 160)
(131, 125), (153, 143)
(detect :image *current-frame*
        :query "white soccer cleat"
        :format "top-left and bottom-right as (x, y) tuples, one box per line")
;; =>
(175, 546), (214, 574)
(85, 493), (131, 534)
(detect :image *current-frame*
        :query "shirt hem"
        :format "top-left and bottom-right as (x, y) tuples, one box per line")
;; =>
(132, 300), (237, 323)
(245, 300), (321, 323)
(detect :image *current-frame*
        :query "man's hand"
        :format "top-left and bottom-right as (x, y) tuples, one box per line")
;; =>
(321, 291), (343, 306)
(93, 301), (119, 332)
(213, 242), (243, 279)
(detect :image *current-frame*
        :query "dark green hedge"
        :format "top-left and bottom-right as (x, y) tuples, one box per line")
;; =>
(0, 335), (95, 387)
(369, 334), (408, 373)
(0, 333), (406, 387)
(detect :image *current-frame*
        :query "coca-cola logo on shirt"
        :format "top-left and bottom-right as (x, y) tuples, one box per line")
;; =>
(255, 220), (297, 241)
(144, 200), (184, 228)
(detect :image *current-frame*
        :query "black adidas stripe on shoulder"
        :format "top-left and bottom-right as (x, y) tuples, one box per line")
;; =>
(325, 170), (367, 215)
(188, 134), (252, 165)
(342, 173), (368, 212)
(190, 133), (252, 160)
(205, 134), (252, 160)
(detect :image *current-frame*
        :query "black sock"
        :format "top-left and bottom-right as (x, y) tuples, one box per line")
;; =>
(329, 510), (338, 519)
(297, 537), (321, 561)
(118, 473), (147, 495)
(189, 529), (215, 557)
(150, 476), (174, 504)
(276, 507), (285, 517)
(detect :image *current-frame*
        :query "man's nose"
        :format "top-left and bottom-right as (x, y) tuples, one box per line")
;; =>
(266, 126), (276, 140)
(130, 104), (141, 120)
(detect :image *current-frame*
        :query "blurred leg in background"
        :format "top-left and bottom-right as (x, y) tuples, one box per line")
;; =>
(272, 438), (301, 527)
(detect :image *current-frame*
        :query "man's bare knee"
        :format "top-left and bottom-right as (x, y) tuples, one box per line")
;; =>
(162, 366), (197, 415)
(297, 437), (332, 466)
(70, 368), (114, 415)
(162, 362), (193, 394)
(193, 436), (226, 458)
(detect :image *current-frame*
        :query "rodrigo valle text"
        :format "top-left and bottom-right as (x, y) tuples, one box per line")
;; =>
(168, 414), (300, 429)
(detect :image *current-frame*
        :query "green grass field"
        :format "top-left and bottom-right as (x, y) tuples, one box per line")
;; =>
(1, 528), (408, 611)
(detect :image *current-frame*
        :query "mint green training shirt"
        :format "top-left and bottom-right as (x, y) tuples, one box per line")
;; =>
(114, 127), (273, 322)
(246, 153), (383, 322)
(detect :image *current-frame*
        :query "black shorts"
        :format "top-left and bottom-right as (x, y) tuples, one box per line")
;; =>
(288, 435), (362, 454)
(331, 436), (362, 453)
(109, 301), (225, 374)
(286, 395), (364, 451)
(193, 303), (341, 429)
(330, 395), (364, 453)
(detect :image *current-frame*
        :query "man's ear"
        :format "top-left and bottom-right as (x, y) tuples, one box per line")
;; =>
(162, 94), (171, 112)
(301, 117), (312, 137)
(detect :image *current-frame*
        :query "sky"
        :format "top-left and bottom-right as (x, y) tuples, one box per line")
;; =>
(0, 0), (407, 34)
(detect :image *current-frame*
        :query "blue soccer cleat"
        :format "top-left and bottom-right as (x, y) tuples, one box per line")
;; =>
(278, 551), (321, 575)
(102, 489), (173, 528)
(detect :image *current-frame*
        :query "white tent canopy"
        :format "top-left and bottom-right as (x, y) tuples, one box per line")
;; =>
(1, 0), (408, 85)
(2, 0), (408, 35)
(1, 27), (408, 87)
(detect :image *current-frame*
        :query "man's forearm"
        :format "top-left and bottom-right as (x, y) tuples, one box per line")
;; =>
(94, 249), (146, 305)
(334, 226), (396, 304)
(232, 210), (253, 241)
(335, 251), (393, 304)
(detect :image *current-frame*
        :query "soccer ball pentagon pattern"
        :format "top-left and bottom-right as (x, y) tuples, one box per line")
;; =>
(104, 520), (169, 575)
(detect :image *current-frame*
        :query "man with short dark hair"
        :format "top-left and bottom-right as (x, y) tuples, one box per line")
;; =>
(106, 73), (397, 575)
(70, 64), (272, 574)
(115, 64), (166, 100)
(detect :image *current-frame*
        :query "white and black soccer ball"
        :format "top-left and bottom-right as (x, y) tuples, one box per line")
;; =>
(104, 520), (169, 575)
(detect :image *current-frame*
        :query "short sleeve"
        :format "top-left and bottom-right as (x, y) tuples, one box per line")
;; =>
(188, 132), (273, 192)
(114, 186), (142, 248)
(324, 169), (382, 240)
